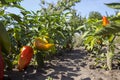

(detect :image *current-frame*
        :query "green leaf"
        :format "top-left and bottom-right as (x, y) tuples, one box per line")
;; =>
(5, 0), (19, 3)
(109, 34), (114, 42)
(0, 21), (11, 55)
(57, 31), (66, 39)
(90, 38), (95, 50)
(12, 4), (26, 10)
(0, 10), (4, 15)
(9, 13), (22, 23)
(111, 15), (120, 21)
(21, 10), (31, 16)
(84, 36), (94, 44)
(0, 0), (8, 4)
(81, 31), (89, 38)
(94, 23), (120, 36)
(105, 3), (120, 9)
(76, 25), (84, 31)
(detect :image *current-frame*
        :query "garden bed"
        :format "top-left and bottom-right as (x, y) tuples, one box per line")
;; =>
(5, 48), (120, 80)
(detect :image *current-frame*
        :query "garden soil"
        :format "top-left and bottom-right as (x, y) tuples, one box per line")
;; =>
(5, 47), (120, 80)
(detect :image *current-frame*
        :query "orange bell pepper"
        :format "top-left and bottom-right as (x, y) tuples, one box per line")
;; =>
(102, 16), (109, 26)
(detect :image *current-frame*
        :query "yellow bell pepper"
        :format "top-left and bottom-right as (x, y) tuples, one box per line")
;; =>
(34, 38), (54, 51)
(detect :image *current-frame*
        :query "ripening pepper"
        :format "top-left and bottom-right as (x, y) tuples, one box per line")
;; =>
(102, 16), (109, 26)
(36, 37), (48, 44)
(17, 46), (33, 71)
(34, 38), (54, 51)
(0, 47), (4, 80)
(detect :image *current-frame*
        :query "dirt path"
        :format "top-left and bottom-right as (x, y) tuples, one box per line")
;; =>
(5, 48), (120, 80)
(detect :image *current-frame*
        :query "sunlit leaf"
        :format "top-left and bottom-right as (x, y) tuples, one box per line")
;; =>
(84, 36), (94, 44)
(76, 25), (84, 31)
(90, 38), (95, 50)
(5, 0), (21, 3)
(95, 23), (120, 36)
(105, 3), (120, 9)
(0, 10), (4, 15)
(111, 15), (120, 21)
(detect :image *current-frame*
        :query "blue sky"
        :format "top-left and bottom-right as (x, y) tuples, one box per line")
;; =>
(7, 0), (120, 17)
(75, 0), (120, 17)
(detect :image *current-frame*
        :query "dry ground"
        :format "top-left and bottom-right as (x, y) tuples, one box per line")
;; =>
(5, 48), (120, 80)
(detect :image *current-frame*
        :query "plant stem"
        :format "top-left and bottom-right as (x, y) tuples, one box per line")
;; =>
(106, 34), (116, 70)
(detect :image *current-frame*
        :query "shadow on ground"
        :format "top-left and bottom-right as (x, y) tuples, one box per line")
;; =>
(5, 49), (89, 80)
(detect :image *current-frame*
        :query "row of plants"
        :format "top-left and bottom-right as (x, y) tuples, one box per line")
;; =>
(81, 3), (120, 70)
(0, 0), (83, 79)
